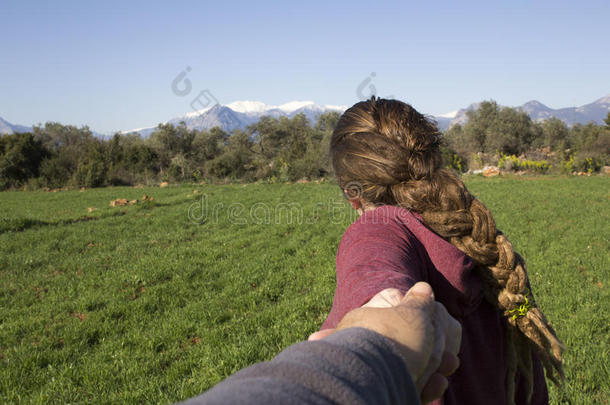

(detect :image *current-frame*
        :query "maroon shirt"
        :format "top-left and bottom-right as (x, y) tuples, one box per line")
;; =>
(322, 205), (548, 405)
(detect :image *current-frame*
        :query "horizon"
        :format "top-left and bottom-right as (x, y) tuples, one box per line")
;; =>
(1, 0), (609, 133)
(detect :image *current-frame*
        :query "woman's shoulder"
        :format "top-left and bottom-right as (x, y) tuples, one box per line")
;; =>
(344, 205), (483, 318)
(342, 205), (424, 243)
(338, 205), (428, 262)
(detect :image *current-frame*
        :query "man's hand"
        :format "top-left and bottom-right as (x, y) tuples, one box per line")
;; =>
(309, 283), (462, 404)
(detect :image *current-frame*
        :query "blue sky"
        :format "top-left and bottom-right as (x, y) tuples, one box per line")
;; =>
(1, 0), (609, 133)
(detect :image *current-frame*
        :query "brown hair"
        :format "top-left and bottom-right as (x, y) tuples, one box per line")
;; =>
(331, 97), (563, 404)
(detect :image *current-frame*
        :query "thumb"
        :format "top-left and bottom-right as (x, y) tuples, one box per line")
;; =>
(401, 282), (435, 305)
(308, 329), (335, 341)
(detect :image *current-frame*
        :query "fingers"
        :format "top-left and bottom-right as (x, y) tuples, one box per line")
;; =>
(404, 282), (435, 300)
(420, 373), (449, 404)
(416, 302), (446, 389)
(420, 353), (460, 404)
(362, 288), (404, 308)
(445, 311), (462, 358)
(362, 283), (432, 310)
(395, 282), (436, 321)
(437, 351), (460, 376)
(308, 329), (335, 341)
(401, 284), (461, 398)
(319, 281), (463, 403)
(429, 299), (461, 359)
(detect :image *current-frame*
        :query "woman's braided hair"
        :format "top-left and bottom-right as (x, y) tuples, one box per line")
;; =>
(330, 97), (563, 404)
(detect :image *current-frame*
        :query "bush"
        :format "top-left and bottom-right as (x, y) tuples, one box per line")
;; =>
(561, 154), (604, 174)
(498, 153), (551, 173)
(39, 155), (73, 188)
(0, 133), (49, 189)
(574, 155), (603, 174)
(440, 144), (467, 173)
(73, 160), (107, 188)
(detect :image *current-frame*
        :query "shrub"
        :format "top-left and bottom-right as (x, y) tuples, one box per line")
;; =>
(73, 160), (107, 188)
(498, 153), (551, 173)
(562, 155), (575, 174)
(39, 155), (73, 188)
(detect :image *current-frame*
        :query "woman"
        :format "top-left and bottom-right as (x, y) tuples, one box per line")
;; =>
(319, 97), (563, 405)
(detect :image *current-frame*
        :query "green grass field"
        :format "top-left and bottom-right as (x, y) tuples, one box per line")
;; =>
(1, 176), (608, 404)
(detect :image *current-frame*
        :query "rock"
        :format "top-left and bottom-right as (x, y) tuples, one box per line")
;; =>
(482, 166), (500, 177)
(110, 198), (129, 207)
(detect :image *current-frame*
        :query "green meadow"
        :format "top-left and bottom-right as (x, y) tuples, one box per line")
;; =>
(1, 176), (608, 404)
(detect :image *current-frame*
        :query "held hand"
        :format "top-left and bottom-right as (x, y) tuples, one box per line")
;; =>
(309, 283), (462, 404)
(307, 288), (404, 341)
(361, 287), (404, 308)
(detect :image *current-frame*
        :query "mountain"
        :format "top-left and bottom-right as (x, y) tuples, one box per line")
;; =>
(0, 117), (105, 137)
(122, 101), (348, 137)
(0, 117), (32, 135)
(3, 95), (609, 137)
(433, 103), (481, 131)
(435, 95), (610, 131)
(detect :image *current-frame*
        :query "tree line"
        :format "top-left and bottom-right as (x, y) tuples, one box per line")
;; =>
(0, 112), (340, 190)
(442, 102), (609, 174)
(1, 104), (608, 190)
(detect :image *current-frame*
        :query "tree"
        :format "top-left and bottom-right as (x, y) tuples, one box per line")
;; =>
(538, 118), (569, 150)
(191, 127), (228, 163)
(33, 123), (97, 187)
(206, 130), (254, 179)
(117, 135), (159, 184)
(453, 101), (540, 155)
(148, 122), (195, 169)
(462, 101), (500, 152)
(486, 107), (537, 155)
(73, 139), (108, 187)
(33, 122), (94, 151)
(248, 116), (287, 159)
(569, 122), (609, 154)
(279, 113), (311, 162)
(314, 111), (340, 133)
(0, 133), (49, 189)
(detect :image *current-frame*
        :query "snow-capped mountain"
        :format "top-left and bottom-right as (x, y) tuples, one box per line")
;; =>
(3, 95), (608, 137)
(435, 95), (610, 131)
(123, 101), (348, 137)
(0, 117), (32, 135)
(433, 103), (481, 130)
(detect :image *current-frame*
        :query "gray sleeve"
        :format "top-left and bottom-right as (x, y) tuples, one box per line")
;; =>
(180, 327), (420, 405)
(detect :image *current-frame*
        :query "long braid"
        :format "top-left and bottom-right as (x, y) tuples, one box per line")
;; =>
(331, 97), (564, 404)
(411, 174), (564, 403)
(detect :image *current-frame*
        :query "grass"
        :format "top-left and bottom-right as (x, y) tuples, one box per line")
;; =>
(0, 176), (608, 404)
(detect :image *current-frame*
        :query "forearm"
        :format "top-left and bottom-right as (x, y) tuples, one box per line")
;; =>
(181, 328), (420, 405)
